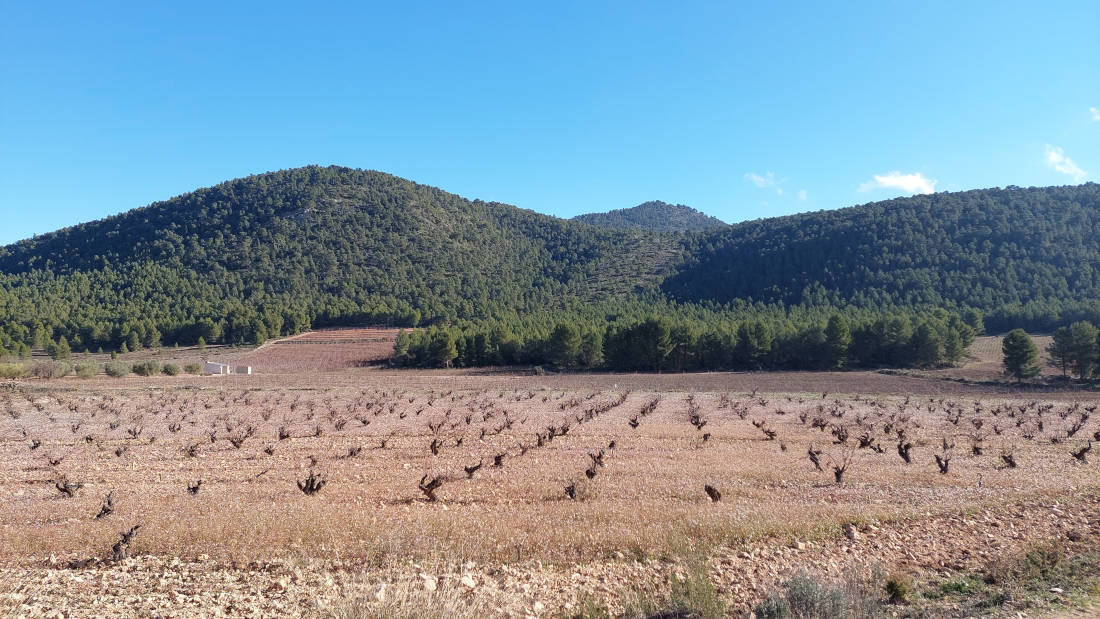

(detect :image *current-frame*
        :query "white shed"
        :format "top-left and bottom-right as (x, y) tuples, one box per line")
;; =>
(203, 362), (230, 375)
(233, 365), (252, 375)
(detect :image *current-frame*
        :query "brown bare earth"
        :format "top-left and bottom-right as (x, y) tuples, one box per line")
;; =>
(2, 335), (1098, 617)
(222, 328), (409, 373)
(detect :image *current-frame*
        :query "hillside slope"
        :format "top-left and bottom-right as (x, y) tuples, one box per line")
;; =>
(572, 200), (728, 232)
(662, 184), (1100, 329)
(0, 166), (680, 347)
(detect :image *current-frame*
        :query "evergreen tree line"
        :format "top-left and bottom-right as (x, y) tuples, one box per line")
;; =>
(393, 308), (979, 372)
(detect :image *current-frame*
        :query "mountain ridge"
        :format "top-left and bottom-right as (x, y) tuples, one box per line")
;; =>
(571, 200), (728, 232)
(0, 166), (1098, 355)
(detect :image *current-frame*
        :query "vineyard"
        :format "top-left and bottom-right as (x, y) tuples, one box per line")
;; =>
(218, 328), (408, 373)
(1, 376), (1097, 615)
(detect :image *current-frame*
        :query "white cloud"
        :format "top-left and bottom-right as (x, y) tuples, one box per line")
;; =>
(858, 171), (937, 195)
(1091, 107), (1100, 121)
(776, 187), (783, 195)
(744, 171), (779, 188)
(797, 189), (808, 201)
(1045, 144), (1087, 182)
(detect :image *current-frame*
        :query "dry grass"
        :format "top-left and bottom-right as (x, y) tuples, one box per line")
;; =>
(316, 575), (494, 619)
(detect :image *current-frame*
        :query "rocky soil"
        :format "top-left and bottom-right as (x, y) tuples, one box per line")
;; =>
(3, 491), (1096, 618)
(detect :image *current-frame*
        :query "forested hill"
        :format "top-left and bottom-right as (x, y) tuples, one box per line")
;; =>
(662, 183), (1100, 331)
(0, 166), (680, 348)
(572, 201), (728, 232)
(0, 165), (1098, 355)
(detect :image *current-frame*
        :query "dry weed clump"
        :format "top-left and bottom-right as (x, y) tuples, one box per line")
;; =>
(318, 575), (494, 619)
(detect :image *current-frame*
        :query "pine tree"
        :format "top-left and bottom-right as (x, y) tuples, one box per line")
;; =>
(823, 315), (851, 369)
(1047, 326), (1071, 377)
(427, 329), (457, 368)
(667, 323), (698, 372)
(580, 329), (604, 368)
(1066, 321), (1098, 379)
(1002, 329), (1039, 382)
(912, 323), (943, 368)
(1096, 329), (1100, 379)
(146, 327), (162, 348)
(736, 320), (773, 370)
(962, 308), (985, 335)
(548, 322), (582, 368)
(638, 316), (673, 372)
(52, 336), (71, 360)
(32, 325), (50, 351)
(392, 330), (411, 366)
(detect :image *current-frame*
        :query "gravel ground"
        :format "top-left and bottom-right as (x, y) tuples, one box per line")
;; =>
(3, 491), (1096, 617)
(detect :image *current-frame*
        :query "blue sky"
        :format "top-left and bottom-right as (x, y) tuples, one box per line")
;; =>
(1, 1), (1097, 244)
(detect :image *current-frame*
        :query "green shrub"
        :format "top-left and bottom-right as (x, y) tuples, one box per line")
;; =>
(131, 360), (162, 376)
(75, 362), (101, 378)
(755, 571), (859, 619)
(622, 557), (726, 619)
(105, 361), (130, 377)
(753, 595), (791, 618)
(562, 595), (612, 619)
(940, 579), (973, 595)
(162, 363), (181, 376)
(787, 572), (849, 617)
(184, 362), (202, 374)
(885, 574), (912, 604)
(0, 363), (27, 379)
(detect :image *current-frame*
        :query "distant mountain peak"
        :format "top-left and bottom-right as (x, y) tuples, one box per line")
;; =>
(572, 201), (728, 232)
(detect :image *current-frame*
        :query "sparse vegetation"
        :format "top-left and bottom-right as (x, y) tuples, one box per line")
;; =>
(0, 363), (27, 379)
(104, 361), (130, 377)
(754, 572), (852, 618)
(621, 555), (726, 619)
